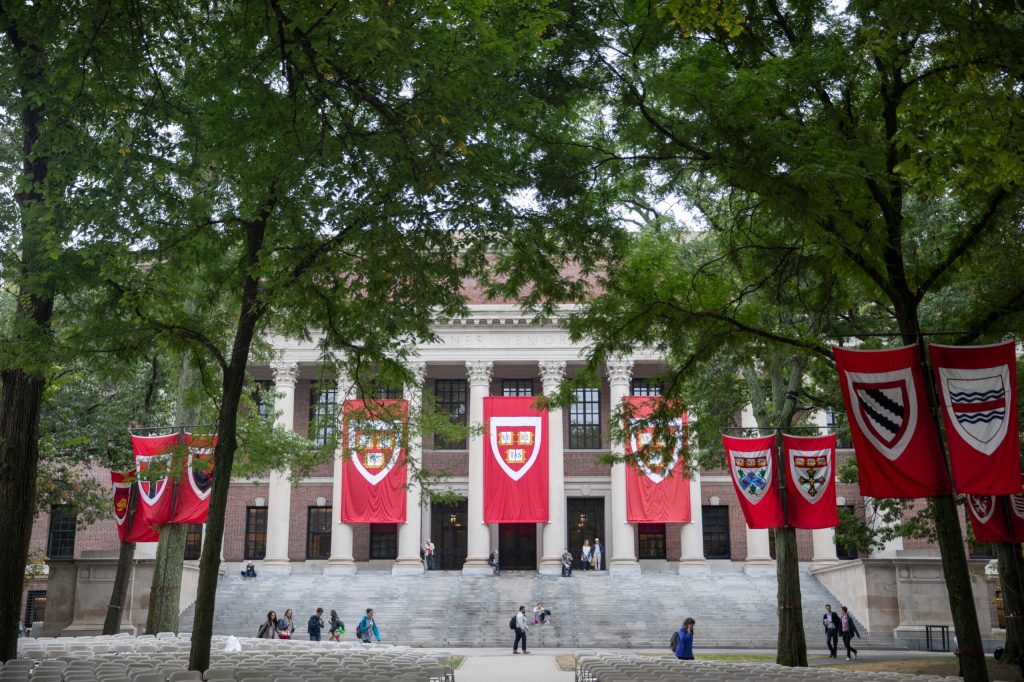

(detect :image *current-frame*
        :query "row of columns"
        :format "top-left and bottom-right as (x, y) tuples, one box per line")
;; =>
(260, 357), (837, 574)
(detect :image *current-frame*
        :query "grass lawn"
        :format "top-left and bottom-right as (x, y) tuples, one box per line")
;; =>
(821, 656), (1021, 681)
(450, 656), (464, 669)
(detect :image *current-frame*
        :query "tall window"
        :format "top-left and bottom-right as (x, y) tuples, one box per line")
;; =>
(434, 379), (467, 449)
(369, 524), (398, 560)
(306, 507), (332, 560)
(502, 379), (534, 397)
(253, 379), (275, 420)
(836, 505), (859, 560)
(47, 505), (77, 561)
(569, 387), (602, 449)
(24, 591), (46, 628)
(631, 378), (664, 396)
(702, 506), (731, 559)
(309, 381), (339, 446)
(244, 507), (268, 560)
(184, 524), (203, 560)
(637, 523), (666, 559)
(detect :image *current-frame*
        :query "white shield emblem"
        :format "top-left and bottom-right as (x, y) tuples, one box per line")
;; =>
(968, 495), (997, 524)
(939, 365), (1011, 455)
(629, 419), (684, 484)
(348, 420), (402, 486)
(136, 455), (170, 505)
(788, 449), (831, 505)
(186, 437), (215, 500)
(728, 449), (773, 505)
(845, 368), (918, 461)
(489, 416), (542, 481)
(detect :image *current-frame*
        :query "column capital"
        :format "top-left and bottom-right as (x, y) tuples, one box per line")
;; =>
(465, 360), (493, 387)
(270, 360), (299, 389)
(605, 357), (634, 387)
(538, 360), (566, 395)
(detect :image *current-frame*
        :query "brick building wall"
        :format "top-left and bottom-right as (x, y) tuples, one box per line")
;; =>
(287, 484), (333, 561)
(223, 483), (269, 561)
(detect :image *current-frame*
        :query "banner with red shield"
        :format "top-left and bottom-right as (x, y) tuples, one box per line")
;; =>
(966, 477), (1024, 543)
(132, 433), (179, 532)
(171, 433), (216, 524)
(111, 470), (159, 543)
(930, 341), (1019, 495)
(722, 434), (784, 529)
(833, 345), (949, 498)
(484, 396), (548, 523)
(341, 400), (408, 524)
(623, 397), (691, 523)
(783, 434), (839, 529)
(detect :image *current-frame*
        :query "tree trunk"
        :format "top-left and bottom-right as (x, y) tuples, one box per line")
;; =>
(102, 540), (136, 635)
(775, 526), (808, 666)
(997, 541), (1024, 663)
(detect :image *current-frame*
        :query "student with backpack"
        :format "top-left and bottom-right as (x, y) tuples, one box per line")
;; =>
(328, 609), (345, 642)
(356, 608), (381, 643)
(307, 608), (324, 641)
(511, 605), (529, 655)
(671, 618), (695, 660)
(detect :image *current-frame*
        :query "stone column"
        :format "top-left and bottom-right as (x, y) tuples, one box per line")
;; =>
(538, 361), (567, 575)
(607, 358), (640, 575)
(394, 362), (426, 575)
(325, 372), (357, 575)
(745, 525), (774, 573)
(262, 360), (298, 573)
(811, 527), (839, 567)
(463, 360), (493, 574)
(678, 470), (707, 571)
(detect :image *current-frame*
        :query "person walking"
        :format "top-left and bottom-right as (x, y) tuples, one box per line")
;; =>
(673, 618), (696, 660)
(278, 608), (295, 639)
(356, 608), (381, 643)
(560, 548), (573, 577)
(424, 539), (436, 570)
(840, 606), (860, 660)
(257, 611), (279, 639)
(823, 604), (841, 658)
(328, 609), (345, 642)
(488, 549), (501, 576)
(307, 608), (324, 641)
(581, 539), (593, 570)
(592, 537), (604, 571)
(512, 605), (529, 654)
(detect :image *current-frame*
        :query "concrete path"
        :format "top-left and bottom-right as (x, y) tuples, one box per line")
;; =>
(453, 648), (574, 681)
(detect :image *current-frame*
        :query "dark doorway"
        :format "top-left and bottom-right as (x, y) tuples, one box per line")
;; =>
(567, 497), (605, 570)
(430, 499), (468, 570)
(498, 523), (537, 570)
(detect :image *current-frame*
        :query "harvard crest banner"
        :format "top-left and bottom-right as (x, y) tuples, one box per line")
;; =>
(623, 397), (691, 523)
(483, 396), (548, 523)
(782, 434), (839, 529)
(966, 477), (1024, 543)
(111, 470), (159, 543)
(930, 342), (1019, 495)
(833, 345), (949, 498)
(722, 434), (784, 529)
(132, 433), (179, 532)
(171, 433), (216, 524)
(341, 400), (408, 524)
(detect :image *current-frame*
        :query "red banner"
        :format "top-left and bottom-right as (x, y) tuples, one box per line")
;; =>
(484, 396), (548, 523)
(132, 433), (179, 531)
(833, 345), (949, 498)
(341, 400), (408, 523)
(930, 341), (1019, 495)
(966, 477), (1024, 543)
(723, 435), (784, 529)
(783, 434), (839, 529)
(623, 397), (691, 523)
(171, 433), (216, 524)
(111, 470), (159, 543)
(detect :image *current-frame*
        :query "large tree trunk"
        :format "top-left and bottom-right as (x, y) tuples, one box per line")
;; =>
(189, 217), (267, 671)
(775, 526), (808, 666)
(102, 540), (136, 635)
(997, 541), (1024, 663)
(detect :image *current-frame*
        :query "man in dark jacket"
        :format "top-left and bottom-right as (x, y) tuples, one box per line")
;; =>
(840, 606), (860, 660)
(823, 604), (841, 658)
(307, 608), (324, 641)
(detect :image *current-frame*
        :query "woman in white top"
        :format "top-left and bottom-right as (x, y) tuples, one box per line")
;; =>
(592, 537), (603, 571)
(581, 539), (593, 570)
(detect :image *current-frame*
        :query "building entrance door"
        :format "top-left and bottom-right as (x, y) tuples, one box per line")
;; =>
(567, 497), (605, 570)
(430, 499), (467, 570)
(498, 523), (537, 570)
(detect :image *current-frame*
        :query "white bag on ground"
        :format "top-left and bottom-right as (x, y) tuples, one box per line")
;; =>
(224, 635), (242, 652)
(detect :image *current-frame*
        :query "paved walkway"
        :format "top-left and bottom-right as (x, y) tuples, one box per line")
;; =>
(455, 649), (573, 681)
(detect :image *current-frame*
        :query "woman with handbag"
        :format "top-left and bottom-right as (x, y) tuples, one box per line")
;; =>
(580, 539), (593, 570)
(277, 608), (295, 639)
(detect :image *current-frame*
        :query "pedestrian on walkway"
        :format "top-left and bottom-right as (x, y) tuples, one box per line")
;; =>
(307, 608), (324, 641)
(257, 611), (279, 639)
(357, 608), (381, 643)
(328, 609), (345, 642)
(512, 605), (529, 654)
(424, 539), (436, 570)
(840, 606), (859, 660)
(823, 604), (840, 658)
(488, 549), (501, 576)
(592, 537), (603, 570)
(278, 608), (295, 639)
(580, 539), (593, 570)
(672, 618), (695, 660)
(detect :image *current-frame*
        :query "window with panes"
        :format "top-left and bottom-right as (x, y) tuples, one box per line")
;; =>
(434, 379), (468, 449)
(244, 507), (268, 560)
(309, 381), (338, 446)
(569, 387), (602, 449)
(501, 379), (534, 397)
(184, 524), (203, 560)
(702, 506), (731, 559)
(637, 523), (666, 559)
(24, 591), (46, 628)
(306, 507), (332, 560)
(631, 378), (664, 396)
(47, 505), (76, 561)
(253, 379), (275, 420)
(369, 524), (398, 559)
(372, 385), (403, 400)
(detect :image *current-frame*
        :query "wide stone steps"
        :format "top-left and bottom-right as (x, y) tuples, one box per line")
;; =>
(179, 569), (901, 650)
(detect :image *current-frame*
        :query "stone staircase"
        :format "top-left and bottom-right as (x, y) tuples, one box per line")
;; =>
(179, 568), (902, 650)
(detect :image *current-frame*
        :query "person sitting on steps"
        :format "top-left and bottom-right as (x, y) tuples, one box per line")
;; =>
(241, 561), (257, 580)
(488, 549), (500, 576)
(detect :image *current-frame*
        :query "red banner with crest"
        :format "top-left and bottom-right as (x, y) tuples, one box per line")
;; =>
(966, 477), (1024, 543)
(132, 433), (179, 532)
(170, 433), (216, 524)
(722, 434), (785, 528)
(483, 396), (548, 523)
(930, 342), (1019, 495)
(782, 434), (839, 529)
(111, 470), (159, 543)
(341, 400), (407, 524)
(833, 346), (949, 498)
(623, 397), (691, 523)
